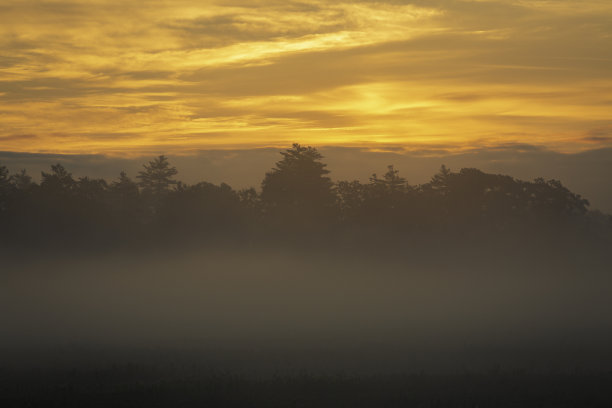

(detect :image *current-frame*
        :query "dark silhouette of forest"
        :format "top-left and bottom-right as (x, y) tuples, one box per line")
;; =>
(1, 143), (611, 252)
(3, 144), (612, 407)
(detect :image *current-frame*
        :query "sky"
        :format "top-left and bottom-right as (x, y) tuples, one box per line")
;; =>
(1, 0), (612, 156)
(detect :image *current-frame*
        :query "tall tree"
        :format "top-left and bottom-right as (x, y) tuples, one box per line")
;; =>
(429, 164), (452, 194)
(369, 165), (408, 196)
(363, 165), (413, 226)
(111, 171), (140, 201)
(137, 155), (178, 196)
(41, 163), (75, 194)
(261, 143), (334, 218)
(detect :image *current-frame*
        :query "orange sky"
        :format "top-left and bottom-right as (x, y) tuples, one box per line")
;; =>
(1, 0), (611, 156)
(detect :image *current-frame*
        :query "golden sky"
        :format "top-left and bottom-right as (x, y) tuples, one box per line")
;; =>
(1, 0), (611, 155)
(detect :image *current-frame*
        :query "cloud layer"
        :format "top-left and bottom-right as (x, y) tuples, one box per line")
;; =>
(1, 0), (611, 154)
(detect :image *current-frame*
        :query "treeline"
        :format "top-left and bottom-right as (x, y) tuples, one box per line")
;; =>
(1, 144), (610, 250)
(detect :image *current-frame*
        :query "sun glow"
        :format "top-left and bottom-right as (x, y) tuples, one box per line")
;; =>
(1, 0), (611, 155)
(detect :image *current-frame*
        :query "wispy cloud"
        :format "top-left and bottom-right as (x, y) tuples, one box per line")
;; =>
(0, 0), (611, 154)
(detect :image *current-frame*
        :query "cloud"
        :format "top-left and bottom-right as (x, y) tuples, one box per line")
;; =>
(583, 127), (612, 143)
(0, 134), (38, 142)
(0, 0), (611, 154)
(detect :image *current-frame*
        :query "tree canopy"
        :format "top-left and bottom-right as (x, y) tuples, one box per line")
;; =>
(0, 145), (609, 250)
(261, 143), (335, 219)
(137, 155), (178, 196)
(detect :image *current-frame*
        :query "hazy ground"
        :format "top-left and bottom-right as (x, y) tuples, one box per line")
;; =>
(2, 244), (612, 406)
(2, 244), (612, 375)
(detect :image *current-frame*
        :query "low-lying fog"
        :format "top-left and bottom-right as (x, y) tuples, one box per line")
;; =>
(2, 247), (612, 374)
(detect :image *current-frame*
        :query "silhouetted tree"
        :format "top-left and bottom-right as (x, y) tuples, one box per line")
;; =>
(526, 178), (589, 220)
(106, 171), (142, 238)
(0, 145), (609, 251)
(261, 143), (334, 220)
(10, 169), (33, 191)
(238, 187), (261, 216)
(1, 168), (36, 243)
(429, 164), (452, 194)
(28, 164), (78, 243)
(0, 165), (10, 213)
(110, 171), (140, 211)
(336, 180), (367, 222)
(369, 165), (407, 195)
(111, 171), (140, 201)
(0, 165), (9, 187)
(160, 181), (243, 239)
(417, 165), (454, 227)
(363, 165), (414, 228)
(368, 165), (410, 204)
(137, 155), (178, 196)
(77, 177), (108, 202)
(41, 163), (75, 194)
(137, 155), (178, 218)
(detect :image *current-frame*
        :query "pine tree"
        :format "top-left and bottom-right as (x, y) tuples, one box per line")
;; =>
(137, 155), (178, 196)
(261, 143), (334, 217)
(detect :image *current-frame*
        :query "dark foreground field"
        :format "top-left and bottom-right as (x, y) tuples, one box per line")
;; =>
(2, 241), (612, 407)
(3, 362), (612, 407)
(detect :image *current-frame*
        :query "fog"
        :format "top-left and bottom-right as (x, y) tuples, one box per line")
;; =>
(3, 246), (612, 375)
